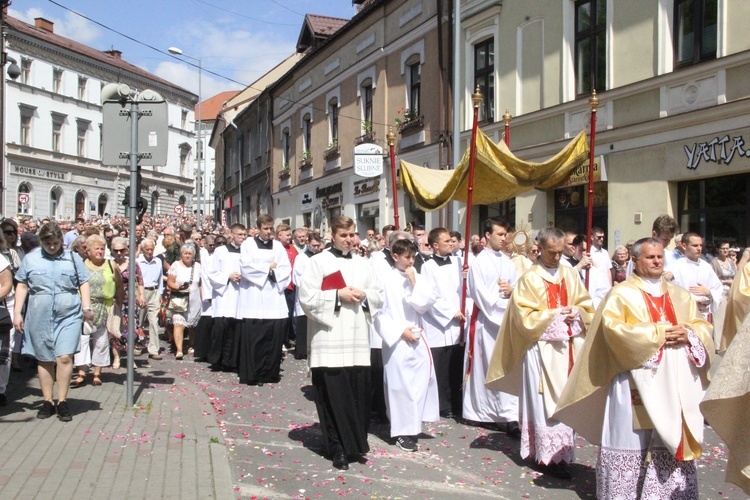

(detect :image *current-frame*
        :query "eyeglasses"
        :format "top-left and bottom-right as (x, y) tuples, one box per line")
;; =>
(595, 235), (605, 240)
(112, 248), (127, 253)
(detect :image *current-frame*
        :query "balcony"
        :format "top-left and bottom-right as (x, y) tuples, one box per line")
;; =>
(397, 115), (424, 136)
(323, 145), (340, 162)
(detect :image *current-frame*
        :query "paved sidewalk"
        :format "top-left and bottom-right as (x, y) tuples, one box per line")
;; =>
(0, 356), (233, 499)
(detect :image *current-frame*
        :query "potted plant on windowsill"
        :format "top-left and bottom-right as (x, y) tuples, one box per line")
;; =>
(279, 162), (291, 179)
(355, 121), (375, 145)
(300, 150), (313, 169)
(324, 139), (340, 161)
(395, 107), (423, 135)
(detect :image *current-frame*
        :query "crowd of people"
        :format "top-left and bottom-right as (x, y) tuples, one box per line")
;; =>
(3, 209), (750, 498)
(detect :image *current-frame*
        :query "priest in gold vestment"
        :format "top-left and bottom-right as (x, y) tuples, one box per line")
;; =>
(555, 238), (713, 499)
(486, 227), (594, 479)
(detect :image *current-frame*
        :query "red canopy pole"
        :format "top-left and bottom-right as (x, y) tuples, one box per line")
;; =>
(502, 109), (512, 147)
(460, 87), (483, 339)
(387, 127), (400, 230)
(585, 90), (600, 289)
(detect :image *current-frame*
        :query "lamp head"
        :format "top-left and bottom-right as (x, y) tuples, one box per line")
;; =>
(168, 47), (183, 55)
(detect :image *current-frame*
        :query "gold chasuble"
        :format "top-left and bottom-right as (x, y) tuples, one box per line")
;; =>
(555, 274), (713, 460)
(485, 264), (594, 407)
(721, 264), (750, 351)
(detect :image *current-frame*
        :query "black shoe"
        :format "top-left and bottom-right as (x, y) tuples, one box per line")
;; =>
(506, 421), (521, 439)
(37, 400), (55, 419)
(57, 401), (73, 422)
(332, 451), (349, 470)
(440, 409), (454, 419)
(0, 393), (7, 407)
(541, 462), (572, 480)
(396, 436), (418, 452)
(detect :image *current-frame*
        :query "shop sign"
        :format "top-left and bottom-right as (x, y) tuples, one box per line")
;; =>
(561, 156), (605, 186)
(353, 178), (380, 197)
(353, 143), (384, 178)
(317, 182), (342, 209)
(300, 191), (314, 212)
(13, 165), (69, 182)
(684, 134), (750, 170)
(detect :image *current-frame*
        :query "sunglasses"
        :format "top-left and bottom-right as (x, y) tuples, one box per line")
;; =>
(112, 248), (127, 253)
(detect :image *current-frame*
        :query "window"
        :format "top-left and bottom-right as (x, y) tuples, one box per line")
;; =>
(574, 0), (606, 96)
(50, 187), (62, 218)
(282, 128), (290, 167)
(179, 144), (190, 177)
(77, 76), (87, 100)
(21, 58), (31, 85)
(51, 113), (66, 153)
(97, 193), (108, 216)
(150, 190), (159, 216)
(302, 114), (312, 154)
(408, 63), (421, 116)
(328, 100), (338, 145)
(474, 39), (495, 122)
(674, 0), (718, 68)
(77, 120), (89, 157)
(181, 110), (188, 129)
(53, 68), (63, 94)
(362, 82), (373, 125)
(20, 112), (32, 146)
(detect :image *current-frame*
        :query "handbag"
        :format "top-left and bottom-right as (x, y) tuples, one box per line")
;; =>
(0, 299), (11, 331)
(158, 292), (170, 327)
(167, 264), (194, 314)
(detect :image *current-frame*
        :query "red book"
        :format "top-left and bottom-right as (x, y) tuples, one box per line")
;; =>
(321, 270), (347, 291)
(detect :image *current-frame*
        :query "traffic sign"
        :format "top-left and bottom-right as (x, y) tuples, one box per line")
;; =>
(18, 193), (29, 205)
(174, 204), (184, 215)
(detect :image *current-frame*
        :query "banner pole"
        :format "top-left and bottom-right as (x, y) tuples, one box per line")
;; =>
(387, 127), (400, 230)
(460, 86), (483, 341)
(585, 90), (599, 289)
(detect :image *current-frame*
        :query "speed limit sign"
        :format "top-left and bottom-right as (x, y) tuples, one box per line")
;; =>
(18, 193), (29, 205)
(174, 204), (184, 215)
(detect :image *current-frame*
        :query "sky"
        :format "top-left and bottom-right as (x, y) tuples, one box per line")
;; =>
(9, 0), (359, 99)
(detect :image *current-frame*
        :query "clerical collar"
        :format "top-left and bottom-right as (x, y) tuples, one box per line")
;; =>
(640, 276), (663, 296)
(255, 237), (273, 250)
(433, 254), (451, 266)
(541, 262), (559, 277)
(329, 246), (352, 259)
(226, 244), (241, 253)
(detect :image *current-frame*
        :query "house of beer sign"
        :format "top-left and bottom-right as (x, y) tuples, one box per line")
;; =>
(561, 155), (606, 186)
(353, 143), (384, 178)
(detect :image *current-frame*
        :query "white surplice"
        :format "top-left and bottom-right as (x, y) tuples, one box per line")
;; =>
(199, 250), (215, 316)
(420, 255), (463, 347)
(239, 237), (291, 320)
(374, 266), (439, 437)
(206, 244), (242, 318)
(672, 257), (723, 319)
(292, 251), (310, 317)
(463, 247), (519, 423)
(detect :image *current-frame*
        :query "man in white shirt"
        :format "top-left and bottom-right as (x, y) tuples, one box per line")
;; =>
(671, 232), (723, 321)
(136, 238), (164, 360)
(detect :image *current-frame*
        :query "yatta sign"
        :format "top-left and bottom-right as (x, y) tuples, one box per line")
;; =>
(353, 143), (383, 178)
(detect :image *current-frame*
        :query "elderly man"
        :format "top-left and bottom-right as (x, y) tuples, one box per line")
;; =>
(136, 238), (164, 359)
(555, 237), (713, 498)
(487, 227), (594, 479)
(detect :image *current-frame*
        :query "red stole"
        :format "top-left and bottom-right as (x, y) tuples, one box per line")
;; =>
(465, 303), (481, 380)
(544, 279), (575, 375)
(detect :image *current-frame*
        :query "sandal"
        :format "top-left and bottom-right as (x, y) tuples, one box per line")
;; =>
(112, 357), (121, 370)
(92, 377), (103, 386)
(175, 352), (184, 360)
(70, 376), (87, 389)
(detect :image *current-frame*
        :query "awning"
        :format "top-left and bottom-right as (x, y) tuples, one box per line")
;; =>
(399, 129), (590, 211)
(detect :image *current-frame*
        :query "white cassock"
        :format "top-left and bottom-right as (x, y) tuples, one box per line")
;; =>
(239, 237), (291, 320)
(672, 257), (723, 321)
(292, 252), (310, 317)
(207, 244), (242, 318)
(463, 247), (519, 423)
(420, 255), (463, 347)
(374, 266), (439, 437)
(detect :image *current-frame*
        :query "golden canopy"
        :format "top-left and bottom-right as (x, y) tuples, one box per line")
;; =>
(399, 129), (590, 211)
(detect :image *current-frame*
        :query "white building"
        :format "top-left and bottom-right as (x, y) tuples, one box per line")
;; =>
(4, 16), (198, 219)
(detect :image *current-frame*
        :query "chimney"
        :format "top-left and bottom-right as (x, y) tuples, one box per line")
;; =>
(103, 49), (122, 60)
(34, 17), (54, 33)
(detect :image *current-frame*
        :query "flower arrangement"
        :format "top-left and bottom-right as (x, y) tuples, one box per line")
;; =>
(394, 106), (419, 126)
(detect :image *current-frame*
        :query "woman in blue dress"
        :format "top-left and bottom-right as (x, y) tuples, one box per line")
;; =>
(13, 221), (93, 422)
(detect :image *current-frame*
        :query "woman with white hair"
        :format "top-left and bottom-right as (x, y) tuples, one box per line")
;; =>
(166, 241), (202, 359)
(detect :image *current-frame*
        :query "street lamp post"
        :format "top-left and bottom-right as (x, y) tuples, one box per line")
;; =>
(168, 46), (202, 230)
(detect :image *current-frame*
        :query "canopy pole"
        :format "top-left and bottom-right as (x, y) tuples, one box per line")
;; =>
(584, 90), (599, 289)
(460, 87), (483, 341)
(502, 109), (512, 147)
(387, 127), (400, 230)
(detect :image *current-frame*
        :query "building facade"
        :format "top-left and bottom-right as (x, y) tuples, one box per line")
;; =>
(4, 16), (198, 220)
(268, 0), (452, 233)
(457, 0), (750, 247)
